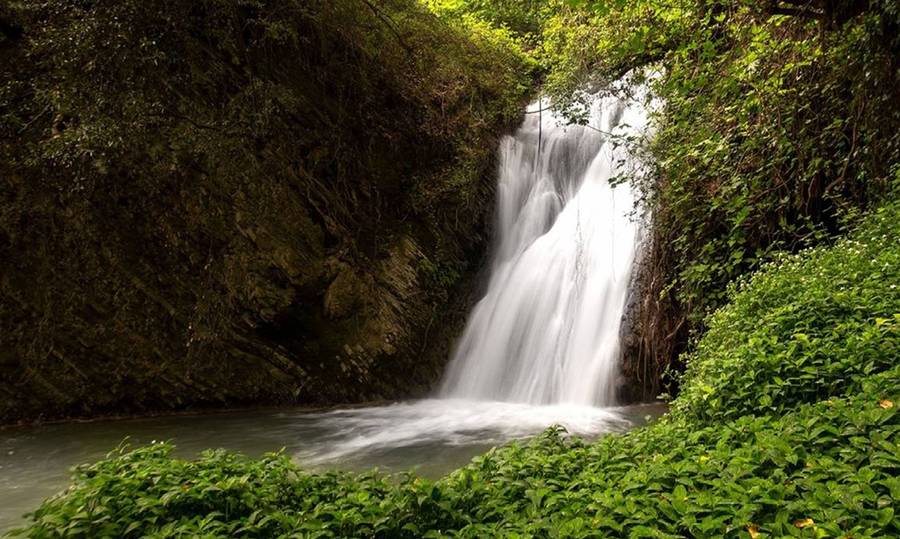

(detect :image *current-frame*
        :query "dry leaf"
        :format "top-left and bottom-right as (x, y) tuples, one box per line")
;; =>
(793, 518), (815, 528)
(879, 399), (893, 409)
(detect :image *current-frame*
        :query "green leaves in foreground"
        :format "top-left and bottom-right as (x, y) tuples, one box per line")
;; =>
(13, 202), (900, 537)
(12, 388), (900, 538)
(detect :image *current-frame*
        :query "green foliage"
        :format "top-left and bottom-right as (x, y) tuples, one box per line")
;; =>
(644, 2), (899, 320)
(15, 443), (399, 538)
(538, 0), (900, 385)
(14, 201), (900, 537)
(418, 257), (461, 292)
(674, 201), (900, 423)
(424, 0), (551, 48)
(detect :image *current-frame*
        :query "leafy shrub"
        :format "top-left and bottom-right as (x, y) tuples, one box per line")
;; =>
(675, 201), (900, 423)
(423, 0), (551, 48)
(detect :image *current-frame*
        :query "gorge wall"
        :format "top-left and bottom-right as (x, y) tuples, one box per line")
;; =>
(0, 0), (533, 423)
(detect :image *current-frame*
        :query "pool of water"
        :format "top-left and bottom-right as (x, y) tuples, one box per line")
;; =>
(0, 399), (666, 532)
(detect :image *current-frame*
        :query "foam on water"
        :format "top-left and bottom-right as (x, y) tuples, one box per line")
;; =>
(296, 399), (634, 464)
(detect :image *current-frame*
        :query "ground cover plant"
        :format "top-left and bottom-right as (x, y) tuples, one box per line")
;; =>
(13, 199), (900, 538)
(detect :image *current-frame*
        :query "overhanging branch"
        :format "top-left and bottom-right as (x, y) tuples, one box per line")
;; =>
(767, 1), (827, 20)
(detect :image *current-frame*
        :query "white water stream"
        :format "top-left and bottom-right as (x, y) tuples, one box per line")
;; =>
(441, 92), (646, 405)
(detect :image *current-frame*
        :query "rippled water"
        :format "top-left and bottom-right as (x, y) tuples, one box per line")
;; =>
(0, 400), (665, 531)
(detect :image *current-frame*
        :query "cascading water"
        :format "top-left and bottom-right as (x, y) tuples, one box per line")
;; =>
(440, 92), (646, 406)
(294, 88), (654, 464)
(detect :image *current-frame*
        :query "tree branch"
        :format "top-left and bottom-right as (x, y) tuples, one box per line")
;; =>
(768, 1), (826, 20)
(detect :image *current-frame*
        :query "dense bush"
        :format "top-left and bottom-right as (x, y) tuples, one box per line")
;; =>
(15, 200), (900, 538)
(675, 199), (900, 422)
(424, 0), (550, 48)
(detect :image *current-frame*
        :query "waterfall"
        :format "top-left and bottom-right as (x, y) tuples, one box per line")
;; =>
(286, 90), (653, 467)
(440, 91), (647, 406)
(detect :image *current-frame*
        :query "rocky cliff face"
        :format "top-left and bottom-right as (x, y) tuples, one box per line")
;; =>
(0, 0), (532, 423)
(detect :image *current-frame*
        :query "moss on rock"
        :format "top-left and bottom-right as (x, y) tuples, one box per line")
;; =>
(0, 0), (534, 423)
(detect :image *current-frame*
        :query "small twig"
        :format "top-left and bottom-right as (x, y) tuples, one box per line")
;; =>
(420, 306), (436, 354)
(768, 0), (826, 20)
(359, 0), (412, 54)
(537, 94), (542, 156)
(826, 97), (864, 194)
(18, 104), (51, 133)
(583, 124), (618, 137)
(527, 104), (618, 137)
